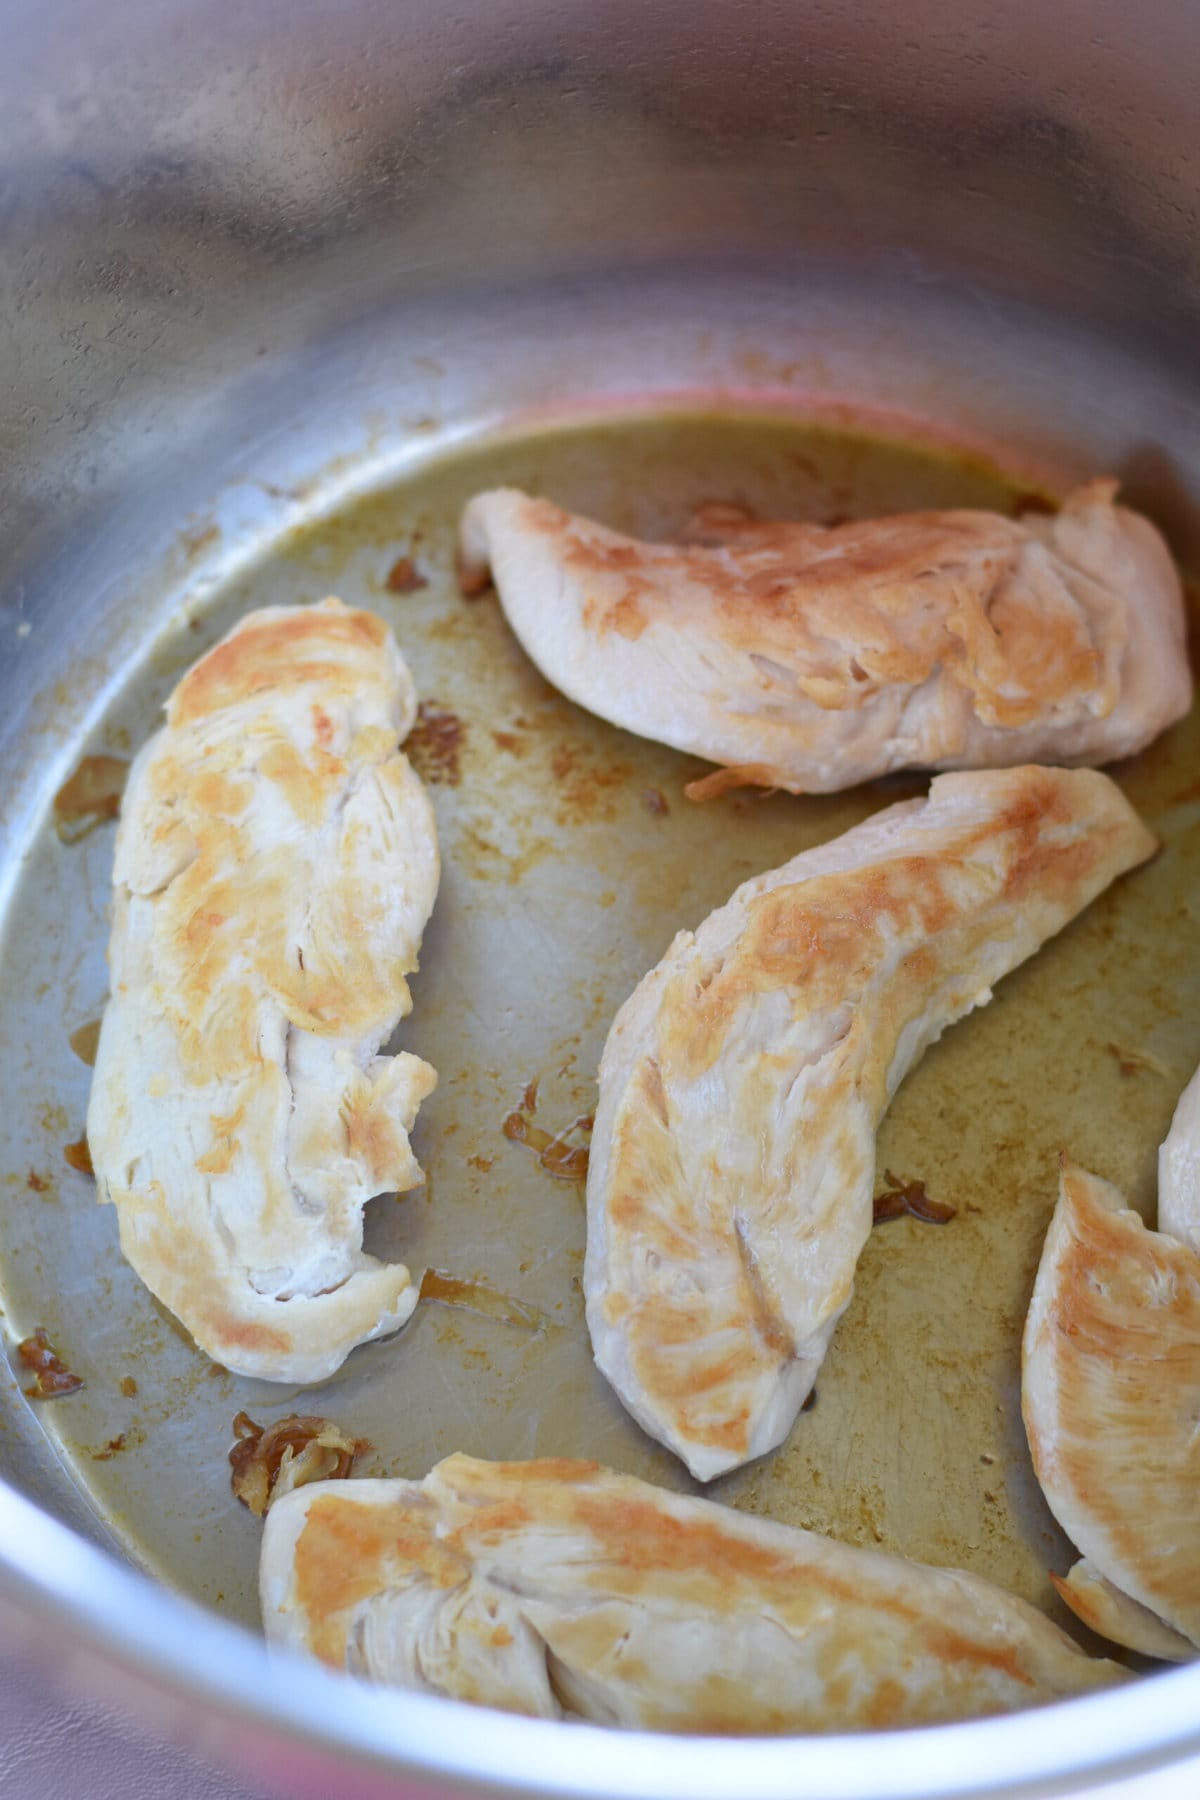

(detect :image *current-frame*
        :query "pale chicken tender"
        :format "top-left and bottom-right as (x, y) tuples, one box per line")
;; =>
(87, 599), (440, 1383)
(259, 1455), (1126, 1732)
(585, 766), (1156, 1480)
(1023, 1117), (1200, 1661)
(457, 481), (1190, 795)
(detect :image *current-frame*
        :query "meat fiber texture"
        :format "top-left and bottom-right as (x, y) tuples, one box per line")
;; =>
(586, 766), (1156, 1479)
(87, 600), (440, 1382)
(260, 1455), (1125, 1732)
(459, 482), (1190, 796)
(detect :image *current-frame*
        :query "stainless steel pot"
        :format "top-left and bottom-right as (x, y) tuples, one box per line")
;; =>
(3, 2), (1200, 1794)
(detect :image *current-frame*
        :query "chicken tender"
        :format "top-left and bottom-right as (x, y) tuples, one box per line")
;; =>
(261, 1454), (1125, 1731)
(586, 766), (1155, 1479)
(458, 482), (1189, 795)
(87, 600), (439, 1382)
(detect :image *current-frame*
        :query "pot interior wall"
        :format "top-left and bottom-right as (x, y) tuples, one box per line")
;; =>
(4, 3), (1200, 1793)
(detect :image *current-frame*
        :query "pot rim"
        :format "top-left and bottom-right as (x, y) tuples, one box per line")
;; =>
(2, 1476), (1197, 1800)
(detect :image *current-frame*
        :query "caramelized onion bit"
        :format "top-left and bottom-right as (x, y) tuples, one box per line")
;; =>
(873, 1171), (956, 1227)
(229, 1412), (365, 1518)
(418, 1269), (550, 1333)
(502, 1107), (592, 1181)
(684, 762), (781, 803)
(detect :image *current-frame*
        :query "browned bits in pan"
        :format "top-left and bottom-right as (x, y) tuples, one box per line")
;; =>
(384, 554), (428, 594)
(52, 754), (129, 843)
(17, 1329), (83, 1400)
(548, 741), (633, 826)
(491, 728), (528, 755)
(63, 1136), (94, 1176)
(873, 1171), (957, 1227)
(1107, 1041), (1171, 1079)
(405, 701), (465, 785)
(229, 1413), (366, 1519)
(1012, 490), (1059, 517)
(68, 1019), (103, 1066)
(456, 554), (493, 598)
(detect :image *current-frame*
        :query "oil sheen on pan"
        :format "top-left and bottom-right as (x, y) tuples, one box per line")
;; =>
(0, 409), (1196, 1652)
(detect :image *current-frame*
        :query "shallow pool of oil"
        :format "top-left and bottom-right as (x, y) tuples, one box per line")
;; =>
(1, 410), (1197, 1659)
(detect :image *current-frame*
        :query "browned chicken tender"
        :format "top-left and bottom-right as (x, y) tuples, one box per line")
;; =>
(260, 1455), (1125, 1731)
(586, 766), (1156, 1479)
(458, 481), (1190, 794)
(87, 599), (440, 1382)
(1024, 1139), (1200, 1661)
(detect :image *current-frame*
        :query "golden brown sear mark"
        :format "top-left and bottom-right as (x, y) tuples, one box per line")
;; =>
(172, 607), (387, 725)
(17, 1329), (83, 1399)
